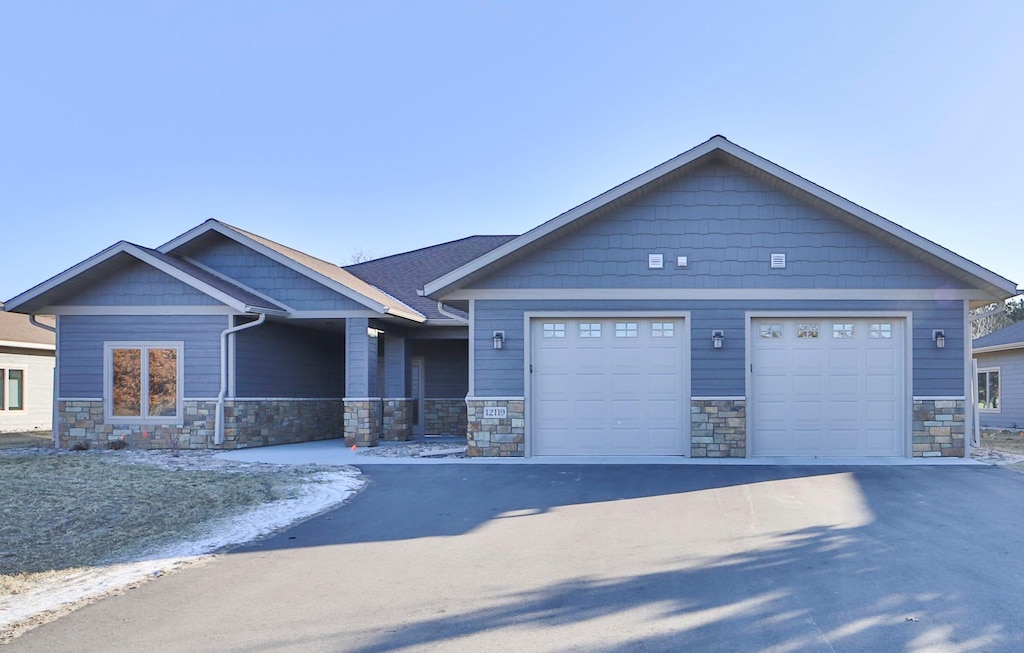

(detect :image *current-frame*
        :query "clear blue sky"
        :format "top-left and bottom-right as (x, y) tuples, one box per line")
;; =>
(3, 1), (1022, 302)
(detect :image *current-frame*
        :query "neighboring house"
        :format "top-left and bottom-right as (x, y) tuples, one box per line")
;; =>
(4, 136), (1019, 457)
(973, 319), (1024, 430)
(0, 304), (55, 433)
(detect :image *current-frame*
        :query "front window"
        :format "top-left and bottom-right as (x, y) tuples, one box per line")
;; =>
(106, 343), (182, 421)
(0, 369), (24, 411)
(978, 369), (1000, 411)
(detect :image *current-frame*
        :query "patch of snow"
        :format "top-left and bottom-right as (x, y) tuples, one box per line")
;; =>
(0, 467), (364, 636)
(971, 447), (1024, 466)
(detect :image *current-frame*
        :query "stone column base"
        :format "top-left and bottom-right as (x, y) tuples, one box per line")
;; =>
(381, 398), (414, 441)
(344, 398), (382, 447)
(465, 397), (525, 457)
(691, 399), (747, 458)
(913, 399), (966, 457)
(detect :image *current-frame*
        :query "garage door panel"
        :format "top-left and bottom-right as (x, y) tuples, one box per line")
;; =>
(752, 317), (906, 457)
(532, 317), (687, 456)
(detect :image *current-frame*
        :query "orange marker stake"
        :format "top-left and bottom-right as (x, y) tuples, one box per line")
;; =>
(351, 444), (357, 451)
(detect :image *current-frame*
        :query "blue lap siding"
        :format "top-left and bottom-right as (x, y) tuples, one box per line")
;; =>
(58, 315), (226, 398)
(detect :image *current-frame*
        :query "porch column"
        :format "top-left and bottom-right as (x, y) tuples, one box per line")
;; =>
(381, 334), (413, 441)
(344, 318), (381, 447)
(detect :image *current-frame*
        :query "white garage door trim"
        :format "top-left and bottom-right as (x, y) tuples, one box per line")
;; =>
(746, 311), (913, 458)
(524, 311), (691, 457)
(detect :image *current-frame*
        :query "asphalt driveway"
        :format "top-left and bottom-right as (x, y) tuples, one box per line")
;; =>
(9, 464), (1024, 652)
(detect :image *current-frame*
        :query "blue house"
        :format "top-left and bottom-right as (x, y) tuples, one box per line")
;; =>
(5, 136), (1018, 457)
(973, 320), (1024, 431)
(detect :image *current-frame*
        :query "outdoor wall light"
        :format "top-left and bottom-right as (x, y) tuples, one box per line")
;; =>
(493, 331), (505, 350)
(933, 330), (946, 349)
(712, 330), (725, 349)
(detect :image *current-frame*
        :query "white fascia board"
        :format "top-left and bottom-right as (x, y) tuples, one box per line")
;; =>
(4, 241), (135, 312)
(443, 288), (993, 301)
(973, 342), (1024, 355)
(160, 220), (425, 322)
(0, 340), (56, 351)
(39, 306), (241, 316)
(423, 138), (724, 298)
(423, 136), (1018, 299)
(713, 140), (1019, 297)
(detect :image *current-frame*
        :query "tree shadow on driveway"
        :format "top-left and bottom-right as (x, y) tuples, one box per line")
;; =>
(225, 464), (1024, 652)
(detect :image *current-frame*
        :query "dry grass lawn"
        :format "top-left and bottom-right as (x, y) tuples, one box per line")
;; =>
(980, 428), (1024, 456)
(0, 435), (325, 601)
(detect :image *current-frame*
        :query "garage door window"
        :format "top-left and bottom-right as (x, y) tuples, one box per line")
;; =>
(651, 322), (674, 337)
(796, 324), (820, 339)
(759, 324), (782, 339)
(832, 323), (855, 338)
(978, 369), (1000, 411)
(543, 323), (565, 338)
(578, 323), (601, 338)
(615, 322), (638, 338)
(870, 323), (892, 339)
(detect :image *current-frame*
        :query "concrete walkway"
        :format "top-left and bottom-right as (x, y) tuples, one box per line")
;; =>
(215, 437), (984, 466)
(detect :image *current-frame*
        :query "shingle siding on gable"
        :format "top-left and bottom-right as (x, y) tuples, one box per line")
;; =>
(189, 238), (366, 311)
(974, 349), (1024, 429)
(58, 315), (225, 398)
(473, 299), (964, 397)
(68, 260), (222, 306)
(234, 321), (344, 398)
(468, 161), (970, 291)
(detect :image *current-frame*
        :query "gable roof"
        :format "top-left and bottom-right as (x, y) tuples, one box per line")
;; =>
(0, 303), (55, 350)
(345, 235), (517, 321)
(974, 320), (1024, 353)
(159, 220), (425, 322)
(422, 135), (1019, 302)
(4, 242), (289, 316)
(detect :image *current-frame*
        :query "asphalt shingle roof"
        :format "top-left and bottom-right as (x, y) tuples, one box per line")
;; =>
(0, 304), (55, 346)
(975, 319), (1024, 349)
(345, 235), (517, 320)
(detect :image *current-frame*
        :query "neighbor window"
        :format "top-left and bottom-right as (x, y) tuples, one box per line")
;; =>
(978, 369), (1000, 411)
(0, 369), (24, 411)
(105, 343), (182, 421)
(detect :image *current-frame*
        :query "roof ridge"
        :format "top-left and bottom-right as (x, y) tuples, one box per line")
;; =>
(345, 234), (518, 269)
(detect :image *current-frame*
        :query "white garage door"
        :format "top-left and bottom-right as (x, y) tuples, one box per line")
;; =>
(751, 317), (906, 457)
(531, 317), (687, 456)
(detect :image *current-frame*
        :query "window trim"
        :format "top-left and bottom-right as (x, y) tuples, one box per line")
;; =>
(103, 341), (185, 424)
(0, 368), (26, 411)
(977, 367), (1001, 413)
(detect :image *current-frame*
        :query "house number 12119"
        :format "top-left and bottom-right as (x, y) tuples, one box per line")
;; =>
(483, 407), (508, 419)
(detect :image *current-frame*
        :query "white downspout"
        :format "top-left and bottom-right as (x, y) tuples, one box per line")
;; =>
(215, 313), (266, 445)
(30, 316), (59, 448)
(436, 301), (469, 325)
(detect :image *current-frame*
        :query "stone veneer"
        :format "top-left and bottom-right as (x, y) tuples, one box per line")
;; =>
(344, 398), (382, 448)
(58, 399), (344, 450)
(913, 399), (966, 457)
(465, 398), (525, 457)
(424, 398), (468, 436)
(381, 398), (413, 441)
(690, 399), (747, 457)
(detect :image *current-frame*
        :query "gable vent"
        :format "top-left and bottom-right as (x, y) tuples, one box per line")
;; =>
(770, 253), (786, 269)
